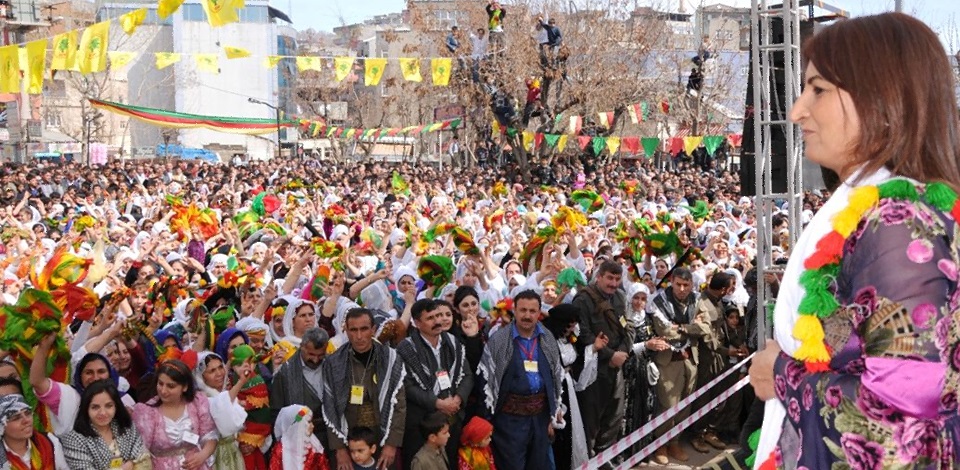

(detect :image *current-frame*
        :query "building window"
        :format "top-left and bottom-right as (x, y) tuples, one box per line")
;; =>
(181, 4), (204, 21)
(44, 112), (62, 128)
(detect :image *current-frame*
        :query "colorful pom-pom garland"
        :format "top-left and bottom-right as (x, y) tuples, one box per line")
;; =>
(793, 179), (959, 372)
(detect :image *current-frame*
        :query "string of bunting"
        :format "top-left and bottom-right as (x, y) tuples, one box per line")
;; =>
(496, 119), (742, 158)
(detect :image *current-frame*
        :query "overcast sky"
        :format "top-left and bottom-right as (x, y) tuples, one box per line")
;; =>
(284, 0), (960, 48)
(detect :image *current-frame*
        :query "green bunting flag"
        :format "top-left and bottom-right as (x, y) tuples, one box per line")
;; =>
(703, 135), (725, 156)
(544, 134), (561, 148)
(641, 137), (660, 157)
(591, 137), (605, 155)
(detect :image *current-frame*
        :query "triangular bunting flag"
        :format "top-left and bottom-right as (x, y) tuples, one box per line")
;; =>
(544, 134), (560, 148)
(728, 133), (743, 147)
(431, 58), (452, 86)
(522, 131), (535, 151)
(591, 137), (605, 155)
(345, 128), (357, 140)
(557, 135), (569, 152)
(224, 46), (251, 59)
(119, 8), (147, 35)
(660, 100), (670, 114)
(51, 31), (77, 72)
(155, 52), (181, 70)
(107, 51), (135, 70)
(683, 136), (703, 156)
(669, 137), (683, 155)
(194, 54), (219, 74)
(569, 115), (582, 135)
(534, 133), (544, 149)
(449, 118), (462, 129)
(491, 120), (501, 137)
(399, 58), (422, 82)
(577, 135), (591, 150)
(334, 57), (354, 82)
(365, 58), (387, 86)
(621, 136), (640, 155)
(296, 56), (322, 72)
(24, 39), (46, 94)
(641, 137), (660, 157)
(605, 136), (620, 155)
(703, 135), (725, 156)
(263, 56), (282, 69)
(627, 104), (641, 124)
(78, 20), (110, 74)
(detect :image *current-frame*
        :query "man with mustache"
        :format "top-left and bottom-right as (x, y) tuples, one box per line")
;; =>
(478, 290), (564, 469)
(397, 299), (474, 469)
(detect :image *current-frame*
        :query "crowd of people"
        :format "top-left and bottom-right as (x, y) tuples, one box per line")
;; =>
(0, 149), (818, 470)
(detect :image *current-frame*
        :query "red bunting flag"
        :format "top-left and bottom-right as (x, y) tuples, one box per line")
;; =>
(621, 136), (640, 154)
(660, 100), (670, 114)
(727, 133), (743, 147)
(577, 135), (592, 150)
(669, 137), (683, 155)
(534, 132), (544, 149)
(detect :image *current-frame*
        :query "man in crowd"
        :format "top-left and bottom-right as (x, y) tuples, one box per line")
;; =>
(648, 267), (709, 464)
(479, 290), (564, 469)
(571, 260), (634, 465)
(270, 327), (330, 444)
(689, 271), (735, 453)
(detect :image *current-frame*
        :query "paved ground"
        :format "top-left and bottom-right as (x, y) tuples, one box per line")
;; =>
(631, 440), (741, 470)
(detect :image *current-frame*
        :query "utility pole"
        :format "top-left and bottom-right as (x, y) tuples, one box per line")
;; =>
(248, 97), (282, 160)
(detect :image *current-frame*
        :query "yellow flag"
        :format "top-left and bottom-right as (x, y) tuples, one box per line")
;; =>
(78, 20), (110, 75)
(24, 40), (46, 94)
(194, 54), (219, 74)
(51, 31), (77, 72)
(296, 56), (322, 72)
(334, 57), (354, 82)
(108, 51), (135, 69)
(202, 0), (240, 27)
(557, 134), (569, 152)
(224, 46), (251, 59)
(364, 58), (387, 86)
(491, 120), (500, 137)
(119, 8), (147, 35)
(522, 131), (535, 151)
(18, 48), (27, 73)
(606, 136), (621, 155)
(431, 58), (452, 86)
(155, 52), (181, 70)
(158, 0), (186, 19)
(399, 58), (421, 82)
(0, 45), (20, 93)
(683, 136), (703, 156)
(262, 56), (282, 69)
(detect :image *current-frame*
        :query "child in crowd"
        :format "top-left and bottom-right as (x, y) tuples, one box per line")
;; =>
(411, 412), (452, 470)
(347, 427), (378, 470)
(269, 405), (328, 470)
(458, 416), (496, 470)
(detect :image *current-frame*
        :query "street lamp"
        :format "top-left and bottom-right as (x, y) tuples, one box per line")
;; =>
(248, 97), (282, 160)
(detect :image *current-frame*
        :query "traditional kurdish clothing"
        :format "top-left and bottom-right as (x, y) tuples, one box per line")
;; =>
(193, 351), (246, 470)
(757, 168), (960, 468)
(458, 416), (496, 470)
(60, 421), (148, 470)
(132, 394), (218, 470)
(269, 406), (329, 470)
(0, 395), (69, 470)
(230, 345), (271, 470)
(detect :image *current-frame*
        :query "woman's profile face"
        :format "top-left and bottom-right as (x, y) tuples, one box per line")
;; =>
(790, 62), (861, 178)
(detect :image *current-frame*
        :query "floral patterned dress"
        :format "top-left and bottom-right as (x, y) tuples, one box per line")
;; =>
(772, 193), (960, 469)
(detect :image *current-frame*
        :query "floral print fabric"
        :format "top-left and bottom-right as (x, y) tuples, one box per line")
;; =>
(773, 195), (960, 469)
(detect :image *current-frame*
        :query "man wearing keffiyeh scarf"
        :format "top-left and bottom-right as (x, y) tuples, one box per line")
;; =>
(396, 299), (474, 469)
(0, 394), (67, 470)
(321, 308), (406, 470)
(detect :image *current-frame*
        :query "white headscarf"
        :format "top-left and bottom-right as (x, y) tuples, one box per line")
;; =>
(207, 253), (229, 279)
(625, 282), (650, 319)
(193, 351), (226, 397)
(282, 298), (318, 347)
(275, 405), (323, 470)
(236, 316), (273, 348)
(392, 266), (419, 285)
(723, 268), (749, 307)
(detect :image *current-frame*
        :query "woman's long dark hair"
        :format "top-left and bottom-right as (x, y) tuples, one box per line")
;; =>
(73, 379), (133, 438)
(147, 360), (197, 406)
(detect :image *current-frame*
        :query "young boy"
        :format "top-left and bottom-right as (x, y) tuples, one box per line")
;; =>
(411, 412), (451, 470)
(348, 427), (378, 470)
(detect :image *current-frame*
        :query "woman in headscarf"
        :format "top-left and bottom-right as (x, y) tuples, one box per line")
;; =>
(541, 303), (603, 470)
(192, 352), (247, 470)
(268, 405), (329, 470)
(280, 298), (318, 348)
(0, 394), (70, 470)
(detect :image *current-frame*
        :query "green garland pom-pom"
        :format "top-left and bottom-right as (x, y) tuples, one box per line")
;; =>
(745, 429), (762, 467)
(798, 287), (840, 319)
(877, 179), (919, 202)
(922, 182), (958, 212)
(556, 267), (586, 289)
(230, 344), (257, 366)
(689, 200), (710, 222)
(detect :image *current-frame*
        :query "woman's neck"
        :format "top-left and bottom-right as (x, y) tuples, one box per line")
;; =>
(94, 423), (113, 439)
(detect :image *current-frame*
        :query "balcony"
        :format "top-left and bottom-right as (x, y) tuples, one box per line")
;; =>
(2, 0), (50, 29)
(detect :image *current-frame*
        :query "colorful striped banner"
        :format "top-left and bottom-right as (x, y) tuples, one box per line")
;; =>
(90, 99), (298, 135)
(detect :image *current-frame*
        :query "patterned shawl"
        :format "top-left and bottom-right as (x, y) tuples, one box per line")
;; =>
(320, 342), (405, 447)
(396, 330), (466, 397)
(478, 324), (563, 415)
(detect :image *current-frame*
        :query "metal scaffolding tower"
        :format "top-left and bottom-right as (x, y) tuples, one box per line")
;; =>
(750, 0), (803, 346)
